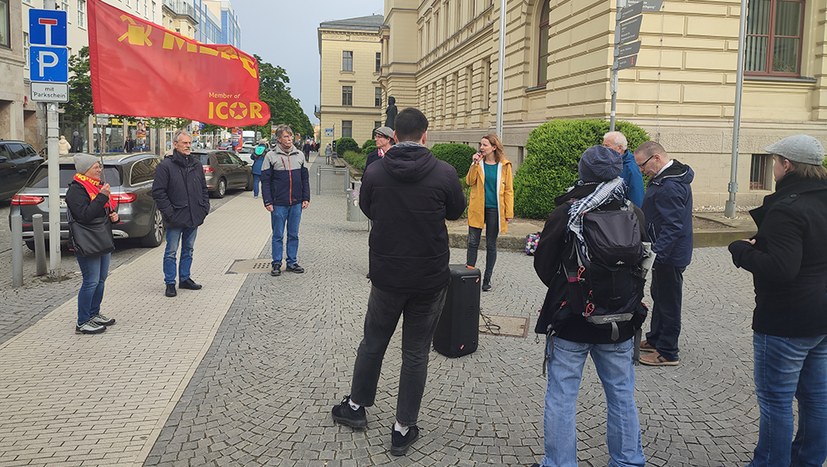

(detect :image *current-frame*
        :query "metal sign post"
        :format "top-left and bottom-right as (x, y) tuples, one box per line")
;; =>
(29, 8), (69, 277)
(725, 0), (749, 218)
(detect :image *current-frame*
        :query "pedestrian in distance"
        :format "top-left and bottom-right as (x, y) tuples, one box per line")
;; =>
(530, 145), (647, 467)
(302, 140), (311, 162)
(729, 134), (827, 467)
(465, 133), (514, 292)
(364, 126), (395, 170)
(603, 131), (645, 207)
(331, 107), (466, 457)
(261, 125), (310, 277)
(251, 138), (268, 199)
(71, 131), (84, 153)
(325, 143), (333, 165)
(67, 154), (119, 334)
(634, 141), (693, 366)
(58, 135), (71, 155)
(152, 130), (210, 298)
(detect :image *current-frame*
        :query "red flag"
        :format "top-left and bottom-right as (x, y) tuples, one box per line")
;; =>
(87, 0), (270, 126)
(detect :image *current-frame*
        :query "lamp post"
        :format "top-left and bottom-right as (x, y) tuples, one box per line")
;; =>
(495, 0), (506, 137)
(725, 0), (749, 218)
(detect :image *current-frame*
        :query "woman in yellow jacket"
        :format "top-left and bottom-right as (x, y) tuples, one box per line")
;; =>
(466, 133), (514, 291)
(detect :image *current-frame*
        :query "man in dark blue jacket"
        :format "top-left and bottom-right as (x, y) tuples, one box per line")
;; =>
(331, 108), (466, 457)
(261, 125), (310, 276)
(633, 141), (693, 366)
(152, 130), (210, 298)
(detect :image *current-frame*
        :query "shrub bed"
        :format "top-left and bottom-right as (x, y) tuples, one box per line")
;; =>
(335, 137), (360, 154)
(341, 150), (366, 172)
(362, 139), (377, 154)
(431, 143), (476, 178)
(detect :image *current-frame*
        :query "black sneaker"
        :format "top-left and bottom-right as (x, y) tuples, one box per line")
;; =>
(75, 321), (106, 334)
(390, 425), (420, 456)
(331, 396), (367, 429)
(90, 314), (115, 326)
(271, 264), (281, 277)
(286, 264), (305, 274)
(179, 278), (202, 290)
(481, 283), (492, 292)
(165, 284), (177, 297)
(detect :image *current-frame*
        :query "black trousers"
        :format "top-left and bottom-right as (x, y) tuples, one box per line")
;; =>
(645, 262), (685, 361)
(466, 208), (499, 284)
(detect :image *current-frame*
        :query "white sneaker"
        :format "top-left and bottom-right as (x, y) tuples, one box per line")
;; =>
(90, 314), (115, 326)
(75, 321), (106, 334)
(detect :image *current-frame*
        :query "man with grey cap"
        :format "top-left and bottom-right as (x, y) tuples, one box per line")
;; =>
(364, 126), (395, 170)
(729, 134), (827, 467)
(633, 141), (693, 367)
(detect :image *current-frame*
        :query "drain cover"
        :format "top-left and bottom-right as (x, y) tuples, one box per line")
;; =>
(227, 259), (272, 274)
(479, 314), (529, 338)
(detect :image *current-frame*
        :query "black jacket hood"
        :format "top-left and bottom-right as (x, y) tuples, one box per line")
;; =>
(382, 142), (438, 183)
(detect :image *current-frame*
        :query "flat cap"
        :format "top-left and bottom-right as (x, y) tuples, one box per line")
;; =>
(373, 126), (395, 139)
(765, 134), (825, 166)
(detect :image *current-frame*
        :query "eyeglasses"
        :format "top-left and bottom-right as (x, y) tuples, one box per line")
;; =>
(637, 154), (655, 169)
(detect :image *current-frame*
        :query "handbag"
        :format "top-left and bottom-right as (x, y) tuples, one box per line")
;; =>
(67, 208), (115, 257)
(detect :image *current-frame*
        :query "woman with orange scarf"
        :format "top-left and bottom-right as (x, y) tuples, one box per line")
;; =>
(66, 154), (120, 334)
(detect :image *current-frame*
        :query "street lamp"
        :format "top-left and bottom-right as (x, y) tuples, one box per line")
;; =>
(495, 0), (506, 137)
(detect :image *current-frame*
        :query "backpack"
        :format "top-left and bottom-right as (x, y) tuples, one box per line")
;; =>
(561, 202), (646, 341)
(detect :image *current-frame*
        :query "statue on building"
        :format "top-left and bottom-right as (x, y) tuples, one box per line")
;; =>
(385, 96), (398, 129)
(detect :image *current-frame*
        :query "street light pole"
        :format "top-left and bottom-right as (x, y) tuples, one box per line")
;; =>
(725, 0), (748, 218)
(495, 0), (506, 137)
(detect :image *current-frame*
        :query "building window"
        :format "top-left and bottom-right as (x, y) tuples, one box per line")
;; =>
(750, 154), (773, 190)
(342, 121), (353, 138)
(746, 0), (804, 76)
(0, 0), (8, 48)
(78, 0), (86, 27)
(374, 120), (382, 130)
(342, 51), (353, 71)
(24, 32), (29, 69)
(375, 52), (381, 73)
(152, 1), (156, 21)
(342, 86), (353, 106)
(537, 0), (550, 84)
(375, 87), (382, 107)
(60, 0), (69, 18)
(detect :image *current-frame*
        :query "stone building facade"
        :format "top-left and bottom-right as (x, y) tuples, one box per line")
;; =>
(381, 0), (827, 207)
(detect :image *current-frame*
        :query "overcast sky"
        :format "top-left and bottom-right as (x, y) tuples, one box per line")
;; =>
(232, 0), (384, 125)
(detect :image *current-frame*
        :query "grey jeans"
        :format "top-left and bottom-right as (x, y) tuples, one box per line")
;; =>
(350, 285), (448, 426)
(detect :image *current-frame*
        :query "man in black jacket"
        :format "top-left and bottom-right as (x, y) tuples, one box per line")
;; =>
(152, 130), (210, 298)
(331, 108), (466, 456)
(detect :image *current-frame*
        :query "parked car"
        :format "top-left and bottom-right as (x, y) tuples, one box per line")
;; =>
(194, 149), (253, 198)
(0, 140), (44, 201)
(9, 152), (164, 250)
(235, 145), (254, 165)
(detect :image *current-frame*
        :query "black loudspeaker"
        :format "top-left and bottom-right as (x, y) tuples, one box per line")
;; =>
(433, 264), (481, 358)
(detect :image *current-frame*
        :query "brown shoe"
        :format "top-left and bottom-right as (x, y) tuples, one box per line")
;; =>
(639, 340), (657, 353)
(639, 352), (680, 366)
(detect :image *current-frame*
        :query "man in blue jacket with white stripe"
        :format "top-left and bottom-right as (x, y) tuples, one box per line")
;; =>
(261, 125), (310, 277)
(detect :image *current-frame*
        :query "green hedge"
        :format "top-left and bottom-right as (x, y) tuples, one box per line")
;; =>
(362, 139), (377, 154)
(341, 150), (366, 171)
(514, 119), (649, 219)
(431, 143), (476, 178)
(335, 137), (360, 154)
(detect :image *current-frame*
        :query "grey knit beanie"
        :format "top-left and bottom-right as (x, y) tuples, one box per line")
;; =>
(73, 154), (99, 175)
(765, 135), (825, 166)
(578, 145), (622, 182)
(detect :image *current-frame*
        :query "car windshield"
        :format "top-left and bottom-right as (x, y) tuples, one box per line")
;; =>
(27, 165), (122, 189)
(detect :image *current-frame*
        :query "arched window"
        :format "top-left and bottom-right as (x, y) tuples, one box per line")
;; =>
(537, 1), (550, 84)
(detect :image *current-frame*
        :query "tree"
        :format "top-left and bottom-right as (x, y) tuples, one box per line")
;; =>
(254, 55), (313, 139)
(63, 47), (93, 129)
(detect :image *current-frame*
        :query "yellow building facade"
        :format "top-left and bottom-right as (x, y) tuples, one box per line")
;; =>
(381, 0), (827, 207)
(317, 15), (385, 147)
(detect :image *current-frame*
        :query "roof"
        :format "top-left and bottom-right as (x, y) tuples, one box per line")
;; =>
(319, 14), (384, 31)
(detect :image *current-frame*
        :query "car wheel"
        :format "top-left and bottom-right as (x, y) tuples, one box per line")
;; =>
(212, 178), (227, 198)
(140, 208), (165, 247)
(245, 174), (253, 191)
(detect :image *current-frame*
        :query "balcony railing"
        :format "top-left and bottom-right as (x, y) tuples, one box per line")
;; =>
(163, 0), (197, 22)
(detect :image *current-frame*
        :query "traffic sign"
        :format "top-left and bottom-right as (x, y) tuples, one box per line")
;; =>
(628, 0), (664, 12)
(29, 9), (67, 46)
(618, 15), (643, 44)
(31, 82), (69, 102)
(618, 41), (641, 58)
(29, 46), (69, 82)
(619, 1), (644, 22)
(616, 55), (638, 71)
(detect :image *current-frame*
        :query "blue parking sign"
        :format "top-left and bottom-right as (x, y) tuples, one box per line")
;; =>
(29, 9), (67, 46)
(30, 46), (69, 82)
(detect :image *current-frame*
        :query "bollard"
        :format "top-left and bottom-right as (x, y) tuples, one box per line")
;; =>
(316, 164), (321, 195)
(33, 214), (47, 276)
(11, 214), (23, 288)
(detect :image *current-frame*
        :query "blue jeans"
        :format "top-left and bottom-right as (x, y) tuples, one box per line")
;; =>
(75, 253), (111, 325)
(252, 174), (261, 197)
(541, 337), (645, 467)
(747, 332), (827, 467)
(270, 204), (302, 267)
(164, 226), (198, 285)
(350, 285), (448, 425)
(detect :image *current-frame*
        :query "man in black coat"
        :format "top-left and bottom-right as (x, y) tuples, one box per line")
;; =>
(71, 131), (84, 153)
(152, 130), (210, 298)
(331, 108), (466, 457)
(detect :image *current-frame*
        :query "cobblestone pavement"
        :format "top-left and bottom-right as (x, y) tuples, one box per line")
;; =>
(0, 194), (236, 346)
(142, 178), (766, 466)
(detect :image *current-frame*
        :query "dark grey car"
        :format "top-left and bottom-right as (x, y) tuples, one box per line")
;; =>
(9, 153), (164, 250)
(0, 140), (44, 201)
(194, 149), (253, 198)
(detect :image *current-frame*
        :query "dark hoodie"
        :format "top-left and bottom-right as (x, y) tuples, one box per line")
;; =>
(641, 160), (694, 268)
(360, 142), (466, 294)
(152, 150), (210, 228)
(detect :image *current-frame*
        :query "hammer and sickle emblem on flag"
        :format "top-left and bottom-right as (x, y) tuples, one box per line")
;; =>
(118, 15), (153, 46)
(229, 102), (248, 120)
